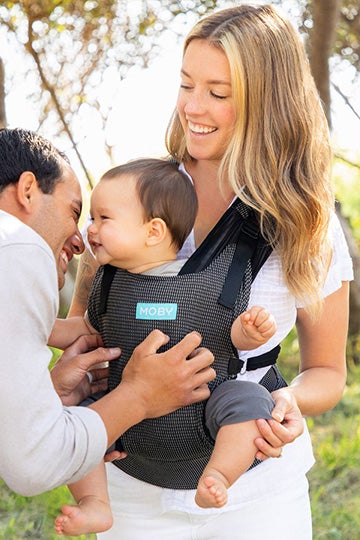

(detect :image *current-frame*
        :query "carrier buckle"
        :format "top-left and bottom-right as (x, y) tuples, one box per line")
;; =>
(239, 357), (248, 375)
(228, 356), (247, 378)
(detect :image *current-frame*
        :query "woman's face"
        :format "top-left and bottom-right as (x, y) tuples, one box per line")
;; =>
(177, 39), (236, 163)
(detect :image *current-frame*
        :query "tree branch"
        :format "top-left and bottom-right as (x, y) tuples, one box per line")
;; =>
(332, 81), (360, 122)
(25, 20), (94, 189)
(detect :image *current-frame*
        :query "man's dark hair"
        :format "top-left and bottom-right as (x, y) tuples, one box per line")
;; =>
(0, 128), (69, 194)
(102, 158), (198, 251)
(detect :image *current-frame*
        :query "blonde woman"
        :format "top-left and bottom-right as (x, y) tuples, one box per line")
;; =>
(69, 5), (353, 539)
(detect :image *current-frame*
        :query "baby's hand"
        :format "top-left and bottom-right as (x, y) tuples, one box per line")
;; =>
(231, 306), (276, 350)
(242, 306), (276, 340)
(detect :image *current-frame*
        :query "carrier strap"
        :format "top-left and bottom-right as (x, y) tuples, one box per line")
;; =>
(98, 198), (275, 375)
(228, 344), (281, 377)
(179, 198), (272, 309)
(99, 263), (117, 315)
(98, 199), (273, 315)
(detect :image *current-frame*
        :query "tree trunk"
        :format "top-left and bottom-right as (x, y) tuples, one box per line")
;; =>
(309, 0), (360, 336)
(309, 0), (340, 127)
(0, 58), (6, 128)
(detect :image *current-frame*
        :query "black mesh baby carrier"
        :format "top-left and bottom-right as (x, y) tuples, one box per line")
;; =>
(87, 197), (287, 489)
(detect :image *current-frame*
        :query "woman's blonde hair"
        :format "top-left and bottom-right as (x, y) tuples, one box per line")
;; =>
(166, 4), (334, 318)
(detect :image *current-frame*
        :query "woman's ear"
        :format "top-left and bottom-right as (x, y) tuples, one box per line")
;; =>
(146, 217), (167, 246)
(16, 171), (39, 213)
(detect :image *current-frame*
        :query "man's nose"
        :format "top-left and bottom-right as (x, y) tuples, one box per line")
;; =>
(70, 231), (85, 255)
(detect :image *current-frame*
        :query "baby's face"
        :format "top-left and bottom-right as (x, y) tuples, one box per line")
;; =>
(88, 174), (148, 269)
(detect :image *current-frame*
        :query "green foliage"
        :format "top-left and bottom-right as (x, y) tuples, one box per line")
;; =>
(0, 482), (94, 539)
(307, 363), (360, 538)
(275, 331), (360, 539)
(334, 158), (360, 244)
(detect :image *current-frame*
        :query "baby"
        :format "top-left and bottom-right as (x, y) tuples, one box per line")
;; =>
(49, 158), (276, 535)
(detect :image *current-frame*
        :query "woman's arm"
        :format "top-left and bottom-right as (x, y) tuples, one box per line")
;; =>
(48, 316), (97, 350)
(68, 248), (99, 317)
(284, 280), (349, 415)
(255, 281), (349, 458)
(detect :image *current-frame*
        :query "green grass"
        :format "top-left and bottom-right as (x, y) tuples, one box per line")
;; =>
(307, 365), (360, 539)
(277, 333), (360, 539)
(0, 483), (94, 540)
(1, 335), (360, 539)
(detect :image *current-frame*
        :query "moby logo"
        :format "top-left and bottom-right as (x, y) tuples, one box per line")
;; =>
(136, 303), (178, 320)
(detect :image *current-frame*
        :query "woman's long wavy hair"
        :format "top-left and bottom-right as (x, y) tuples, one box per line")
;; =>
(166, 4), (334, 318)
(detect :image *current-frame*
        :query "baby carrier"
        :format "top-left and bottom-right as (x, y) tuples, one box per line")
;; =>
(87, 198), (287, 489)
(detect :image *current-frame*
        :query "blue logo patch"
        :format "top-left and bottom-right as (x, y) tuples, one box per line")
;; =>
(136, 303), (178, 320)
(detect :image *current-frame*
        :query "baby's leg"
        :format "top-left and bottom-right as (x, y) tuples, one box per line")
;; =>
(195, 420), (260, 508)
(54, 461), (113, 536)
(196, 380), (275, 509)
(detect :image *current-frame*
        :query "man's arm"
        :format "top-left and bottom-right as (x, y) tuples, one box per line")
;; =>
(0, 245), (108, 496)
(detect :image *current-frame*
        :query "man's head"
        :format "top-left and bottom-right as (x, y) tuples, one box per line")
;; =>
(0, 128), (84, 288)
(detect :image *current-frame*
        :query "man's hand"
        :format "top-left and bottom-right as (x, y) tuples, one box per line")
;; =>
(121, 329), (216, 419)
(50, 334), (121, 406)
(254, 387), (304, 459)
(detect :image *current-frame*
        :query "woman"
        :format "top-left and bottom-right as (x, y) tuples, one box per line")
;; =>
(69, 5), (353, 539)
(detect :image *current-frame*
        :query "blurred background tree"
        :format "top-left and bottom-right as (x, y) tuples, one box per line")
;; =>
(0, 0), (359, 331)
(0, 2), (360, 538)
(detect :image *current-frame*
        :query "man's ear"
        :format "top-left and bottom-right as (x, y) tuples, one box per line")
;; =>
(16, 171), (39, 213)
(146, 217), (167, 246)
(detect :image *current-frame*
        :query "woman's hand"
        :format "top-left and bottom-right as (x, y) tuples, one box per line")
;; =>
(254, 387), (304, 460)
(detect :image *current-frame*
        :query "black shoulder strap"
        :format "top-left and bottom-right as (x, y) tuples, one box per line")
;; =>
(98, 198), (273, 315)
(98, 264), (117, 315)
(179, 198), (273, 309)
(178, 197), (250, 275)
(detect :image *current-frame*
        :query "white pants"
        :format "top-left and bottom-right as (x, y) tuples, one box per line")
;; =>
(97, 464), (312, 540)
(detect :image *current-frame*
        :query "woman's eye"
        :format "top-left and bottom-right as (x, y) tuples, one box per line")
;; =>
(180, 84), (192, 90)
(211, 91), (227, 99)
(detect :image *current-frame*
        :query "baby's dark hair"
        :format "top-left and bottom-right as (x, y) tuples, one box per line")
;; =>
(101, 158), (198, 251)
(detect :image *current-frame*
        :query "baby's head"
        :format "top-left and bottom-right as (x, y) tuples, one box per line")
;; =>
(88, 158), (198, 269)
(101, 158), (197, 251)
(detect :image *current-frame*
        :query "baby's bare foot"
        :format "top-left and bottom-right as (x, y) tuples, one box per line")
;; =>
(195, 475), (228, 508)
(54, 497), (113, 536)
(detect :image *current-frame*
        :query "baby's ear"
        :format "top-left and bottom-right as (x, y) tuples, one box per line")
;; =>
(146, 217), (167, 246)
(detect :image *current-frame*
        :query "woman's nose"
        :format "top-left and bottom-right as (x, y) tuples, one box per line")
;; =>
(183, 90), (204, 116)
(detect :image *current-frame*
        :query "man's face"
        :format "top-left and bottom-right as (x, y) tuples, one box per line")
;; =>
(32, 161), (84, 289)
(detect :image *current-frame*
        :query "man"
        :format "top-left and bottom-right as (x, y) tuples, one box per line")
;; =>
(0, 127), (215, 496)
